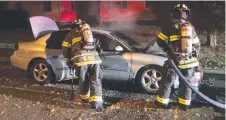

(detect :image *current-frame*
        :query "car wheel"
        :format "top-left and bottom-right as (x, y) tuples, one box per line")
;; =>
(136, 65), (163, 93)
(29, 59), (54, 84)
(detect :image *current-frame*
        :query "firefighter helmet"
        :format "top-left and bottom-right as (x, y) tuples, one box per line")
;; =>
(71, 19), (82, 30)
(173, 4), (190, 13)
(73, 19), (82, 24)
(172, 4), (190, 20)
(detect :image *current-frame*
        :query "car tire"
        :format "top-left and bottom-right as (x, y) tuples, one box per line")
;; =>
(28, 59), (54, 85)
(135, 65), (163, 94)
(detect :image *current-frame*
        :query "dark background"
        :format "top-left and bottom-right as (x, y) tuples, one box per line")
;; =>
(0, 1), (225, 31)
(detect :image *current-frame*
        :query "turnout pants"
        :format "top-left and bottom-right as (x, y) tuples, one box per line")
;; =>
(157, 60), (195, 106)
(75, 64), (103, 103)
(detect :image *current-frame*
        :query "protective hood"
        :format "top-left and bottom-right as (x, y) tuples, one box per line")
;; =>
(29, 16), (59, 39)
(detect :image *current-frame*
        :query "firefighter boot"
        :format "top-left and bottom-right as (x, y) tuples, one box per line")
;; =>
(81, 98), (90, 103)
(178, 103), (189, 111)
(91, 101), (104, 111)
(154, 100), (171, 109)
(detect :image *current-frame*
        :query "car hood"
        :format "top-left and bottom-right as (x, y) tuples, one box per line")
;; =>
(29, 16), (59, 39)
(132, 43), (167, 57)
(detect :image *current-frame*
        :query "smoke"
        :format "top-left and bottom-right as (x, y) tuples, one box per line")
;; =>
(86, 1), (140, 32)
(103, 9), (139, 32)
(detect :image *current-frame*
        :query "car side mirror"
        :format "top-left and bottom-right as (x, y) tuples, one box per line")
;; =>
(115, 45), (123, 52)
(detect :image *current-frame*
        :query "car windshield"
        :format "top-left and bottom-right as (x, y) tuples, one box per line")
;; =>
(109, 31), (140, 48)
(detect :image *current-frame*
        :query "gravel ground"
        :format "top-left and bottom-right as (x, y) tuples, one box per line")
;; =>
(0, 63), (225, 120)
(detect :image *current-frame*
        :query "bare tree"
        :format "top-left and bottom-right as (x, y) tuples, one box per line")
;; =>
(202, 1), (225, 48)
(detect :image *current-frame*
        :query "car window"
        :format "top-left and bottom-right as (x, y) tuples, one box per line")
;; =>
(46, 30), (70, 49)
(93, 33), (120, 51)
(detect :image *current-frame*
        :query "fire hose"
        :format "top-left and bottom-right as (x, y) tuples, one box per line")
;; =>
(168, 59), (226, 109)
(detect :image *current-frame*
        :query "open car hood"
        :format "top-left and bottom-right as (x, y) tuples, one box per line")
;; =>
(29, 16), (59, 39)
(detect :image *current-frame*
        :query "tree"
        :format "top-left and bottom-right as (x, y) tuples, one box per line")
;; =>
(200, 1), (225, 48)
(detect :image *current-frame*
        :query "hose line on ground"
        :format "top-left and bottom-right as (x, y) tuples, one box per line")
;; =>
(169, 59), (226, 109)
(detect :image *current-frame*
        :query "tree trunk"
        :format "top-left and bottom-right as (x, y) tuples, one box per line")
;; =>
(207, 29), (217, 48)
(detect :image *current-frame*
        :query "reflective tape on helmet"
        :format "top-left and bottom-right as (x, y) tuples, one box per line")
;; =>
(80, 92), (90, 99)
(156, 96), (169, 104)
(176, 4), (180, 7)
(178, 62), (199, 69)
(192, 37), (199, 44)
(72, 37), (82, 45)
(62, 41), (71, 48)
(90, 96), (103, 102)
(178, 98), (191, 105)
(182, 4), (188, 9)
(170, 35), (180, 41)
(158, 33), (169, 40)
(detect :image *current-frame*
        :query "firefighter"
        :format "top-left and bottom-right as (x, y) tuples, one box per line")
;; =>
(62, 19), (104, 110)
(154, 4), (201, 110)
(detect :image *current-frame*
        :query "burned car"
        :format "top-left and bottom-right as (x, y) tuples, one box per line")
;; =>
(10, 16), (169, 93)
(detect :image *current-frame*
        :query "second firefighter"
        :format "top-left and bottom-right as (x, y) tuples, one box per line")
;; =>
(154, 4), (201, 110)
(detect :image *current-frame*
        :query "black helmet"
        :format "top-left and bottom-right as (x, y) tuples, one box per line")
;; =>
(172, 4), (190, 14)
(71, 19), (82, 30)
(172, 4), (190, 20)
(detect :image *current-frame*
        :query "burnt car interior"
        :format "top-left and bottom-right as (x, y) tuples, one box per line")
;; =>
(46, 30), (70, 49)
(92, 32), (128, 53)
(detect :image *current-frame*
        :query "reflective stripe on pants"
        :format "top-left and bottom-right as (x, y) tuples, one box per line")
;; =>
(178, 97), (191, 105)
(90, 96), (103, 102)
(80, 90), (90, 99)
(156, 96), (169, 105)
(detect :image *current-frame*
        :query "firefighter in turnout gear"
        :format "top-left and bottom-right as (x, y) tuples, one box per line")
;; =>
(155, 4), (201, 110)
(62, 19), (104, 110)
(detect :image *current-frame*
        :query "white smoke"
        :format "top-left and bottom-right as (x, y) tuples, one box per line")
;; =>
(86, 1), (141, 32)
(103, 10), (139, 32)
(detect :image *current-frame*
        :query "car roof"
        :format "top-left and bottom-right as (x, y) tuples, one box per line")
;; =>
(59, 27), (111, 35)
(90, 28), (111, 35)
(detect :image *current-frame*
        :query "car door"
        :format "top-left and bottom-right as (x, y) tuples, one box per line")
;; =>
(93, 32), (132, 81)
(45, 30), (74, 81)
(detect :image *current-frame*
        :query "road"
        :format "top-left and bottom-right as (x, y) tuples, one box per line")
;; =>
(0, 63), (225, 120)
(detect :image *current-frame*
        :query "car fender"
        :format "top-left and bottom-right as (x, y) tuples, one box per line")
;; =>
(131, 53), (167, 78)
